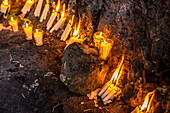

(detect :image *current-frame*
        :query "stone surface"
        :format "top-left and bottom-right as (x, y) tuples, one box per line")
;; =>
(60, 43), (109, 95)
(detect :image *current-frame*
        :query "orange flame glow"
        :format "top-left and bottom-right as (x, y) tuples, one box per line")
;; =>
(36, 29), (38, 33)
(55, 0), (60, 12)
(26, 23), (28, 28)
(11, 17), (14, 21)
(3, 0), (8, 5)
(61, 4), (65, 18)
(140, 90), (156, 112)
(69, 15), (75, 26)
(73, 18), (81, 37)
(110, 55), (124, 85)
(46, 0), (49, 4)
(99, 32), (102, 37)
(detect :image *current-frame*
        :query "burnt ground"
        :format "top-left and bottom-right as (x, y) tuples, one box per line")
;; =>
(0, 21), (128, 113)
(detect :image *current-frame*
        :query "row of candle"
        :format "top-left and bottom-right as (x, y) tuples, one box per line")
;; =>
(1, 0), (114, 58)
(97, 55), (156, 112)
(7, 17), (43, 46)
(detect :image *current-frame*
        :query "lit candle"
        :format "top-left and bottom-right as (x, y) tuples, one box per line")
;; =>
(100, 39), (113, 60)
(40, 0), (50, 22)
(102, 86), (121, 103)
(131, 107), (140, 113)
(93, 32), (106, 49)
(23, 23), (33, 40)
(0, 0), (10, 15)
(98, 80), (112, 96)
(34, 0), (43, 17)
(8, 17), (18, 32)
(50, 3), (66, 33)
(34, 29), (43, 46)
(98, 56), (124, 102)
(64, 36), (84, 49)
(21, 0), (34, 16)
(0, 23), (12, 31)
(60, 15), (75, 41)
(46, 0), (60, 30)
(64, 19), (85, 49)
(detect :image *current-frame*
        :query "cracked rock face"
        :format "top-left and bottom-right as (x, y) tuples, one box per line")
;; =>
(60, 43), (108, 95)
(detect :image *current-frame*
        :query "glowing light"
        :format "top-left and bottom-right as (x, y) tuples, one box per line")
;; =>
(69, 15), (75, 26)
(110, 55), (124, 85)
(26, 23), (28, 28)
(3, 0), (8, 5)
(11, 17), (14, 21)
(36, 29), (38, 33)
(99, 32), (102, 37)
(73, 18), (81, 37)
(61, 4), (65, 18)
(55, 0), (60, 12)
(46, 0), (49, 4)
(140, 90), (156, 112)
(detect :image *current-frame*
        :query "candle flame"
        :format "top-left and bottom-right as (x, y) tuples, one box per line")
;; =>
(36, 29), (38, 33)
(69, 15), (75, 26)
(73, 18), (81, 37)
(110, 55), (124, 85)
(104, 40), (107, 43)
(26, 23), (28, 28)
(55, 0), (60, 12)
(61, 4), (65, 18)
(140, 90), (156, 112)
(3, 0), (8, 5)
(46, 0), (49, 4)
(11, 17), (14, 21)
(99, 32), (102, 37)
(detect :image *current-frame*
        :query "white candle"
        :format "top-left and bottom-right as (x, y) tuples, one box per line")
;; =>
(101, 84), (114, 99)
(49, 3), (66, 33)
(34, 0), (43, 17)
(21, 0), (34, 16)
(98, 80), (112, 96)
(40, 0), (50, 22)
(0, 0), (10, 14)
(8, 17), (18, 32)
(34, 29), (43, 46)
(49, 17), (66, 33)
(131, 107), (140, 113)
(46, 0), (60, 30)
(60, 15), (75, 41)
(102, 87), (117, 102)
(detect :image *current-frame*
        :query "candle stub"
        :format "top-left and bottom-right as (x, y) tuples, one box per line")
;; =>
(93, 32), (106, 49)
(23, 23), (33, 40)
(34, 29), (43, 46)
(8, 17), (19, 32)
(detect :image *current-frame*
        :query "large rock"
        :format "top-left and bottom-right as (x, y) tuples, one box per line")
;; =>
(60, 43), (109, 95)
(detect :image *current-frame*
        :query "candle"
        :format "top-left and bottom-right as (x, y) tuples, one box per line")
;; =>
(34, 29), (43, 46)
(64, 18), (84, 49)
(8, 17), (18, 32)
(100, 39), (113, 60)
(102, 86), (121, 102)
(50, 3), (66, 33)
(98, 80), (112, 96)
(131, 107), (140, 113)
(101, 84), (114, 99)
(40, 0), (50, 22)
(64, 36), (84, 49)
(0, 23), (12, 31)
(60, 15), (75, 41)
(21, 0), (34, 16)
(34, 0), (43, 17)
(93, 32), (106, 49)
(0, 0), (10, 15)
(23, 23), (33, 40)
(98, 56), (124, 102)
(46, 0), (60, 30)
